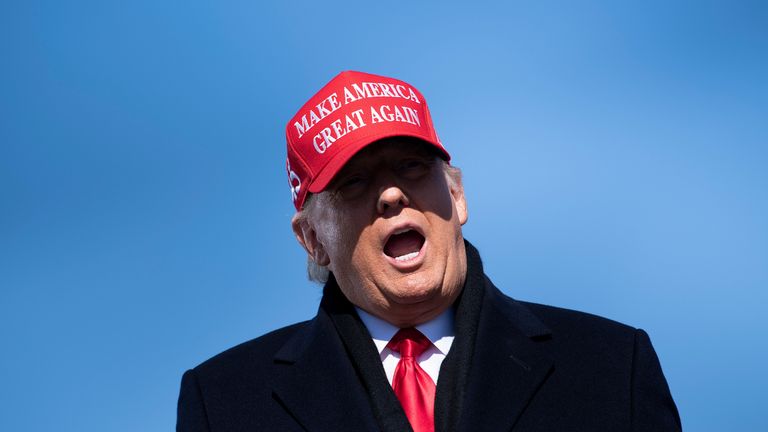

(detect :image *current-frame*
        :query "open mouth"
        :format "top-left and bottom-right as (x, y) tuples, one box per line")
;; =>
(383, 229), (426, 262)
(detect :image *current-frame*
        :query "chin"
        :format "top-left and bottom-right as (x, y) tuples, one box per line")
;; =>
(386, 276), (442, 304)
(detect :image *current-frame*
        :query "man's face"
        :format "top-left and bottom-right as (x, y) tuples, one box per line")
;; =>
(293, 139), (468, 327)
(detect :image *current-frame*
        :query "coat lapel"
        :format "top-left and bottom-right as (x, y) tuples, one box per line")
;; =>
(458, 276), (554, 432)
(271, 310), (380, 432)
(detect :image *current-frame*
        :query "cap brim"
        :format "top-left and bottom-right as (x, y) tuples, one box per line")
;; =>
(307, 132), (450, 194)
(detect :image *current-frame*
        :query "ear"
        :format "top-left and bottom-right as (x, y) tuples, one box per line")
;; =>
(449, 177), (469, 226)
(291, 213), (330, 266)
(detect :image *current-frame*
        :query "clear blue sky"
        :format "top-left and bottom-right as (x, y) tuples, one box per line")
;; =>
(2, 1), (766, 430)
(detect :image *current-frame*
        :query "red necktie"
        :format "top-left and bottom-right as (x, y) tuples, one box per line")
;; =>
(387, 328), (436, 432)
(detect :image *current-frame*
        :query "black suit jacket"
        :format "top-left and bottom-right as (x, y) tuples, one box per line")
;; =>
(177, 243), (681, 431)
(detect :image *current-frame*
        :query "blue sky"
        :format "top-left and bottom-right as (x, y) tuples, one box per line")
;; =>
(1, 1), (767, 430)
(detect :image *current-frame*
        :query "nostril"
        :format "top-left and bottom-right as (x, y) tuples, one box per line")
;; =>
(378, 186), (409, 213)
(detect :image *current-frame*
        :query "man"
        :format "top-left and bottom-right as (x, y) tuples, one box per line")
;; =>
(177, 71), (681, 431)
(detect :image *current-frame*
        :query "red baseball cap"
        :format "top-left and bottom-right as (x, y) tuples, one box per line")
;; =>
(285, 71), (450, 210)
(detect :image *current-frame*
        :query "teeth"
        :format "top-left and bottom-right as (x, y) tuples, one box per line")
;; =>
(393, 227), (413, 235)
(395, 251), (419, 262)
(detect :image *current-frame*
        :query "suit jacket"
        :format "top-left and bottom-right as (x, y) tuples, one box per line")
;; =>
(177, 243), (681, 431)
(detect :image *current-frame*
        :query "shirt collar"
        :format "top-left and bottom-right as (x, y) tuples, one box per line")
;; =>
(356, 307), (455, 355)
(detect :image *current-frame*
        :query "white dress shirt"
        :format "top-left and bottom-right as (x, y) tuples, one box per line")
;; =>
(356, 307), (455, 385)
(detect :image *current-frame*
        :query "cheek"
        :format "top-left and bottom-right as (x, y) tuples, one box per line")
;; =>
(316, 211), (364, 264)
(315, 220), (339, 251)
(420, 180), (456, 220)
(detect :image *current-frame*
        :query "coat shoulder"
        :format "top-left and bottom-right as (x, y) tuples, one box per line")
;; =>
(177, 321), (317, 431)
(511, 300), (681, 430)
(483, 278), (638, 346)
(192, 320), (310, 380)
(503, 297), (641, 364)
(518, 300), (636, 335)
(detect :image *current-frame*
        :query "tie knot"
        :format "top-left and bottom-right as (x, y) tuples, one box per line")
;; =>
(387, 328), (432, 359)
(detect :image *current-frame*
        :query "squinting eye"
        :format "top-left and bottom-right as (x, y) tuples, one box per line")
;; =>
(403, 160), (424, 169)
(398, 159), (431, 176)
(339, 175), (366, 189)
(333, 174), (368, 200)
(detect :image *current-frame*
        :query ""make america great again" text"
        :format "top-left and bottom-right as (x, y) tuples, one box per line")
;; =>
(293, 81), (422, 154)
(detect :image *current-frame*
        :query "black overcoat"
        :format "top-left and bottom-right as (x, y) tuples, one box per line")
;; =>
(177, 243), (681, 431)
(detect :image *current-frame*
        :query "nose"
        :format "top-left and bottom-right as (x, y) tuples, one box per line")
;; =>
(377, 185), (410, 214)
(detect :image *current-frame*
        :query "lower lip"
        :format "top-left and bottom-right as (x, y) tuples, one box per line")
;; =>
(383, 240), (427, 271)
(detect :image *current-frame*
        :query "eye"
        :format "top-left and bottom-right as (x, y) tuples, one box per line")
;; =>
(397, 158), (432, 178)
(332, 173), (368, 199)
(339, 174), (366, 189)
